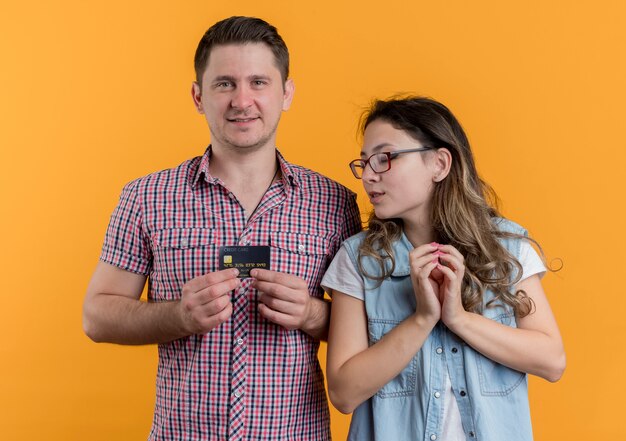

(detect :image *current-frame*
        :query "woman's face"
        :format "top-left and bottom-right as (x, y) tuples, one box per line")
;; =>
(360, 120), (440, 223)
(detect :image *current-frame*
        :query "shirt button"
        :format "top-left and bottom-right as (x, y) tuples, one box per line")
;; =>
(430, 435), (437, 441)
(236, 338), (244, 346)
(180, 239), (188, 247)
(434, 391), (441, 398)
(469, 431), (476, 437)
(451, 347), (458, 353)
(436, 347), (443, 354)
(234, 390), (242, 398)
(297, 243), (305, 252)
(460, 390), (467, 397)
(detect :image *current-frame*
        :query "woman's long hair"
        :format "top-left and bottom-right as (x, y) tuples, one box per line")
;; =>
(358, 96), (540, 317)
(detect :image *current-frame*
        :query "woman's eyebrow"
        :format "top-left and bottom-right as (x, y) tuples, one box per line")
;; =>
(361, 142), (395, 156)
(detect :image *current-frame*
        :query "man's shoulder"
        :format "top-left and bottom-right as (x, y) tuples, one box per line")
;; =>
(122, 155), (201, 194)
(288, 163), (355, 197)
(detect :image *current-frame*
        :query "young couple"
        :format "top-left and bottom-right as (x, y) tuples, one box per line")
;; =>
(83, 16), (565, 441)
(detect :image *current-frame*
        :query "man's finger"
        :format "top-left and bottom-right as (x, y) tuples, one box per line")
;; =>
(250, 269), (305, 289)
(186, 268), (240, 292)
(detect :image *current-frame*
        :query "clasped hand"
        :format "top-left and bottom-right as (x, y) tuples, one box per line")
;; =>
(409, 242), (467, 327)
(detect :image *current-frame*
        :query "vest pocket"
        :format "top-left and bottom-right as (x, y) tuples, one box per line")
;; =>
(475, 311), (526, 396)
(368, 319), (417, 398)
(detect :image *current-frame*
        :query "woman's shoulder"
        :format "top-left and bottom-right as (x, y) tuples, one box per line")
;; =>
(491, 217), (528, 236)
(342, 230), (369, 248)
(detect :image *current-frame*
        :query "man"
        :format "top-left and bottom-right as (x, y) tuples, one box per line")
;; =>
(83, 16), (361, 440)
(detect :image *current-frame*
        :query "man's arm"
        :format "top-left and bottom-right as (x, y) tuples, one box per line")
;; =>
(83, 261), (241, 344)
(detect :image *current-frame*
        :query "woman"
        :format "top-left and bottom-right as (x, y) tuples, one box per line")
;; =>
(323, 96), (565, 441)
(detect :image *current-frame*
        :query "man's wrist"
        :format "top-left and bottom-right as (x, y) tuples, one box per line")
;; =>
(300, 297), (330, 340)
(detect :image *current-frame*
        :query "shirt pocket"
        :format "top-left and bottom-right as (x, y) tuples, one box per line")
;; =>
(151, 228), (217, 300)
(475, 309), (526, 396)
(269, 231), (331, 293)
(368, 319), (417, 398)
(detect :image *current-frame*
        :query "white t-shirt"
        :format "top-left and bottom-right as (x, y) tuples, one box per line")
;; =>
(322, 239), (545, 301)
(321, 239), (545, 441)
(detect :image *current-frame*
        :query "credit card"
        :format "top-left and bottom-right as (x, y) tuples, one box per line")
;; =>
(219, 246), (271, 278)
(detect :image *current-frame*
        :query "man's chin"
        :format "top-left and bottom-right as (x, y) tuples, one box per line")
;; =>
(221, 134), (275, 151)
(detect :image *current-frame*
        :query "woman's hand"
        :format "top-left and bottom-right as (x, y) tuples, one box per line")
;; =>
(409, 243), (442, 325)
(435, 244), (469, 329)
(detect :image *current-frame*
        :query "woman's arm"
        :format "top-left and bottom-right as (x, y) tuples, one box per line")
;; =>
(447, 274), (565, 381)
(437, 245), (566, 382)
(326, 290), (437, 414)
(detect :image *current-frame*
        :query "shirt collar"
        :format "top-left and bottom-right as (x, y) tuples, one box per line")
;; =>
(191, 145), (301, 189)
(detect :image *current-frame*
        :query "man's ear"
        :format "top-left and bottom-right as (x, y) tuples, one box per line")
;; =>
(282, 79), (295, 111)
(191, 81), (204, 114)
(432, 148), (452, 182)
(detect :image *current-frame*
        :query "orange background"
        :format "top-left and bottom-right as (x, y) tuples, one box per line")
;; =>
(1, 1), (625, 439)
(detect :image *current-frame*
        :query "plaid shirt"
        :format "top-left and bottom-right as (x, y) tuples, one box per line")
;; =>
(101, 147), (361, 440)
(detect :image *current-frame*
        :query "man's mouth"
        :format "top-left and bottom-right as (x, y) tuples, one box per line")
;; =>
(227, 116), (259, 123)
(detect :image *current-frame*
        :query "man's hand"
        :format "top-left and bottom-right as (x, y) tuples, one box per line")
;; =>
(179, 268), (241, 334)
(251, 269), (329, 340)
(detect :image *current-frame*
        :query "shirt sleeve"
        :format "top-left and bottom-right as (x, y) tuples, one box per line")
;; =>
(100, 180), (152, 275)
(322, 246), (365, 301)
(339, 191), (362, 244)
(518, 239), (546, 282)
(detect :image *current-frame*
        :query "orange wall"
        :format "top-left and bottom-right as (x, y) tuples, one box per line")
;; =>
(1, 1), (624, 439)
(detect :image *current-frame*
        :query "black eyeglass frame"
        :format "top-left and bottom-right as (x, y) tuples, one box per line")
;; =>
(348, 147), (434, 179)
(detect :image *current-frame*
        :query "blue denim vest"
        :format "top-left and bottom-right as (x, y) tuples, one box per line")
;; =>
(342, 218), (533, 441)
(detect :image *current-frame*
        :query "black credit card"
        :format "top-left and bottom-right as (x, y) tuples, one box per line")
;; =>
(219, 246), (271, 278)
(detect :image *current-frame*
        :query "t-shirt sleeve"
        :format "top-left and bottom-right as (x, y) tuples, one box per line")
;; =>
(322, 246), (365, 301)
(100, 181), (152, 275)
(518, 239), (546, 282)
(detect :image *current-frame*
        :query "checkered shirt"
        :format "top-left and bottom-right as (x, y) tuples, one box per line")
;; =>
(100, 147), (361, 440)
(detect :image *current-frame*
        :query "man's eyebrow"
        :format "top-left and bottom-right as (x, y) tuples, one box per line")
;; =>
(211, 74), (272, 83)
(212, 75), (236, 83)
(360, 142), (394, 156)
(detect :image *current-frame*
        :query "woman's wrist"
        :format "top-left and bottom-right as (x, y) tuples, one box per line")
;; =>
(443, 310), (471, 334)
(411, 311), (439, 330)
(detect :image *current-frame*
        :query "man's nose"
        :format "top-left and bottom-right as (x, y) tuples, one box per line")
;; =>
(231, 85), (253, 109)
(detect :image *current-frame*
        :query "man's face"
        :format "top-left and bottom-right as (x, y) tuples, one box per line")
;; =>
(192, 43), (294, 152)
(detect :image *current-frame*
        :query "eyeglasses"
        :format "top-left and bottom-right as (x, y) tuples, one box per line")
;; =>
(348, 147), (434, 179)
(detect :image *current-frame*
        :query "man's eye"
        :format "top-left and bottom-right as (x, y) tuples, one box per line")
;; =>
(216, 82), (232, 88)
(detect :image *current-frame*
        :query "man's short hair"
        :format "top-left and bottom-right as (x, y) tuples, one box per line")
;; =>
(194, 16), (290, 85)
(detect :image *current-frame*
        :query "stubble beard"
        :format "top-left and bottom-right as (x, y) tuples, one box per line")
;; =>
(213, 117), (281, 154)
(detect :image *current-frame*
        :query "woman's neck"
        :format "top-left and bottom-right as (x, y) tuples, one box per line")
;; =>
(402, 217), (437, 248)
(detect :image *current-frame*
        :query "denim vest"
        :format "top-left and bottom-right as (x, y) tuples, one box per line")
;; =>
(342, 218), (533, 441)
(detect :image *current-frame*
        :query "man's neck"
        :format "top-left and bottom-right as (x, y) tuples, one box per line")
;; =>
(209, 144), (281, 216)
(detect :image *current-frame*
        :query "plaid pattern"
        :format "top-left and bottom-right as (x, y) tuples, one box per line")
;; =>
(101, 147), (361, 440)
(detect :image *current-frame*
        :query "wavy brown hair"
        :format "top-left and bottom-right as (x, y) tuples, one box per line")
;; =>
(358, 96), (543, 317)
